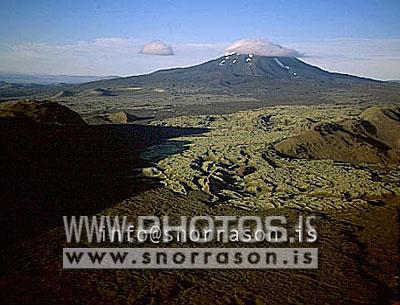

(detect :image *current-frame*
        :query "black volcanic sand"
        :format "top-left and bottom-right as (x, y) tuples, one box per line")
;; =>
(0, 121), (207, 259)
(0, 99), (86, 125)
(0, 188), (398, 305)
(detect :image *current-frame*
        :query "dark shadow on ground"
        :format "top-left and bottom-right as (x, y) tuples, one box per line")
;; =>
(0, 121), (208, 265)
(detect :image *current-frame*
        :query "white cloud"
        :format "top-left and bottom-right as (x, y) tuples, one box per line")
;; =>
(224, 39), (302, 57)
(140, 40), (174, 56)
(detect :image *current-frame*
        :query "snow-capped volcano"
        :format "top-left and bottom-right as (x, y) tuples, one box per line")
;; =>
(215, 52), (302, 79)
(77, 53), (377, 94)
(158, 52), (367, 81)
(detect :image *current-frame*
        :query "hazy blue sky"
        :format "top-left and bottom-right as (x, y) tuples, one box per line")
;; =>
(0, 0), (399, 79)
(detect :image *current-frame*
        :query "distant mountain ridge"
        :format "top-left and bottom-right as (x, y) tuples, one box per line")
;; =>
(0, 72), (117, 85)
(79, 53), (378, 91)
(2, 54), (397, 102)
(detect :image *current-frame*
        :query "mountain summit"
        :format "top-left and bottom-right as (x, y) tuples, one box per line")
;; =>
(76, 53), (379, 98)
(202, 52), (335, 80)
(157, 52), (374, 82)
